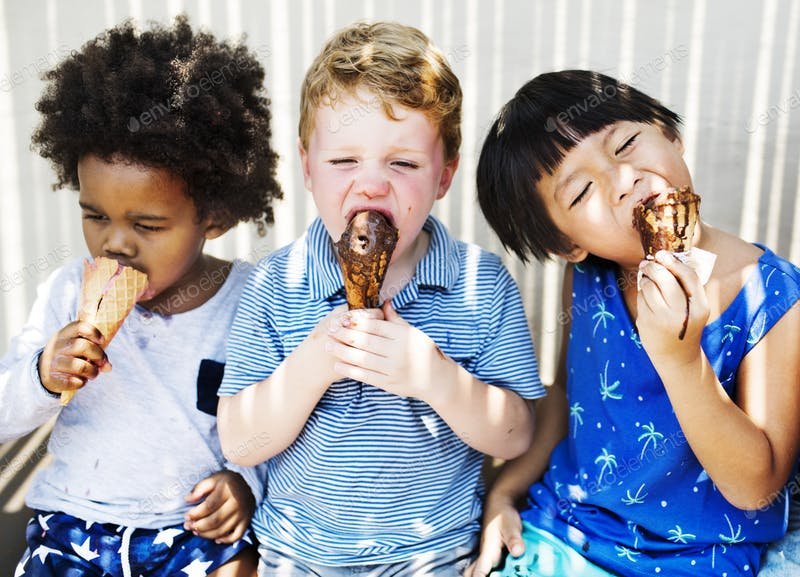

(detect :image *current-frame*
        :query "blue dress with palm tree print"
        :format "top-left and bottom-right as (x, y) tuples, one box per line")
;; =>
(520, 247), (800, 577)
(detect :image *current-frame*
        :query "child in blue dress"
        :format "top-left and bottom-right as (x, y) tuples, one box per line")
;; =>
(469, 70), (800, 577)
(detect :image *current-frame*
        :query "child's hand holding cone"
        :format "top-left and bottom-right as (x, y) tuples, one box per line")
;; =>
(40, 257), (149, 405)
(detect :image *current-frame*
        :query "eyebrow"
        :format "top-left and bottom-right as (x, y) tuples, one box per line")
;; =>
(79, 202), (169, 221)
(603, 125), (621, 149)
(554, 173), (579, 204)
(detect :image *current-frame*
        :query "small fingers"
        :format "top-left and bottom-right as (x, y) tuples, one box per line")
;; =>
(221, 519), (250, 544)
(45, 371), (87, 393)
(66, 337), (108, 368)
(51, 355), (101, 382)
(190, 503), (237, 537)
(326, 338), (389, 372)
(185, 489), (223, 529)
(72, 321), (107, 347)
(328, 327), (390, 358)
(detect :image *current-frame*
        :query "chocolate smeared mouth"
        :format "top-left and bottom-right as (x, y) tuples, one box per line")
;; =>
(633, 186), (701, 258)
(334, 210), (399, 309)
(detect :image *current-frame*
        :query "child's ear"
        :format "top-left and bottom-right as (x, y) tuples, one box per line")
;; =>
(298, 137), (312, 191)
(436, 155), (459, 200)
(203, 219), (230, 240)
(561, 244), (589, 263)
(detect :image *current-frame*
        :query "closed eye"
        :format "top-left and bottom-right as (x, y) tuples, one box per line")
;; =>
(82, 213), (107, 222)
(329, 158), (356, 166)
(136, 223), (164, 232)
(615, 133), (639, 155)
(569, 182), (591, 208)
(391, 160), (419, 169)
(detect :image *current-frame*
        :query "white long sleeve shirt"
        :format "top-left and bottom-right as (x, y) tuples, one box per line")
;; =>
(0, 258), (262, 528)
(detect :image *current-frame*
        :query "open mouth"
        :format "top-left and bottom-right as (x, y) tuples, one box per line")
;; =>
(345, 207), (395, 227)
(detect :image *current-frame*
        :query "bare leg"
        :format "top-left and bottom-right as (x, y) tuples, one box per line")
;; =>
(208, 547), (259, 577)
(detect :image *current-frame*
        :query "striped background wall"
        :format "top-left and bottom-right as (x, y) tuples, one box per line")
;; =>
(0, 0), (799, 566)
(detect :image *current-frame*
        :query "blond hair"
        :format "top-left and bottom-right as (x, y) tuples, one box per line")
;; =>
(299, 21), (462, 161)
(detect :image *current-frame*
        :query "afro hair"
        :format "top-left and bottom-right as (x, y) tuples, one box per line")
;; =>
(32, 15), (281, 235)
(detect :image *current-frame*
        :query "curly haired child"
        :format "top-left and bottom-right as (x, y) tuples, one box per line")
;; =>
(470, 70), (800, 577)
(0, 15), (281, 577)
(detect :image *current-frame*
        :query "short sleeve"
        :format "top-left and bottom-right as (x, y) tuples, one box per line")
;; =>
(218, 260), (286, 396)
(468, 257), (545, 400)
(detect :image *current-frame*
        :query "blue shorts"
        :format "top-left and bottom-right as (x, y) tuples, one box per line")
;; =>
(759, 528), (800, 576)
(15, 510), (255, 576)
(489, 523), (615, 577)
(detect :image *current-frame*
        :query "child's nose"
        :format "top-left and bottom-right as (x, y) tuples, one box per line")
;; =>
(102, 227), (135, 257)
(614, 164), (642, 204)
(355, 167), (390, 199)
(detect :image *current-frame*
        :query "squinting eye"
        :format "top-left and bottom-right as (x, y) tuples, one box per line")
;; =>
(329, 158), (356, 166)
(136, 224), (164, 232)
(615, 133), (639, 155)
(82, 214), (106, 221)
(392, 160), (419, 169)
(570, 183), (591, 208)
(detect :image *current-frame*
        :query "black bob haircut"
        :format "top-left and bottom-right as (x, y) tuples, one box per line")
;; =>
(477, 70), (681, 262)
(32, 15), (282, 235)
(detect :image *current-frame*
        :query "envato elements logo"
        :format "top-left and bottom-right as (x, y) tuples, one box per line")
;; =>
(745, 86), (800, 134)
(545, 44), (689, 132)
(0, 244), (72, 293)
(127, 45), (272, 133)
(0, 45), (76, 92)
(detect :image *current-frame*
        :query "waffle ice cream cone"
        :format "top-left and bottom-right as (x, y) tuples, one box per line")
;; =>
(633, 186), (701, 257)
(334, 210), (399, 309)
(61, 257), (149, 405)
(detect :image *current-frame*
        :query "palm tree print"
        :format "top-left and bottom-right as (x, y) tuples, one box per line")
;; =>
(667, 525), (697, 543)
(637, 422), (664, 460)
(721, 323), (741, 343)
(599, 361), (622, 401)
(615, 545), (641, 562)
(595, 448), (618, 483)
(622, 483), (648, 505)
(764, 266), (775, 287)
(719, 513), (745, 544)
(570, 402), (584, 437)
(592, 301), (615, 336)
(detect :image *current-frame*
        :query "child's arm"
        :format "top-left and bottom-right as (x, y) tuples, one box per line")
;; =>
(638, 251), (800, 509)
(0, 267), (89, 442)
(327, 297), (536, 460)
(468, 267), (573, 577)
(217, 306), (382, 467)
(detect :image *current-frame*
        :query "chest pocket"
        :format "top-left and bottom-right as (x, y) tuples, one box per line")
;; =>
(196, 359), (225, 416)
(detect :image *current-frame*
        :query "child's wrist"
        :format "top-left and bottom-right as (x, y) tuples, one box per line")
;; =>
(485, 488), (520, 511)
(291, 336), (335, 391)
(423, 353), (460, 408)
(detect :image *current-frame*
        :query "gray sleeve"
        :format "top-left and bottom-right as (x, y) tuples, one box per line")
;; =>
(0, 264), (78, 442)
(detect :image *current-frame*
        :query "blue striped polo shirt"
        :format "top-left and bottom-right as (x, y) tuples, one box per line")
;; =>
(220, 215), (544, 565)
